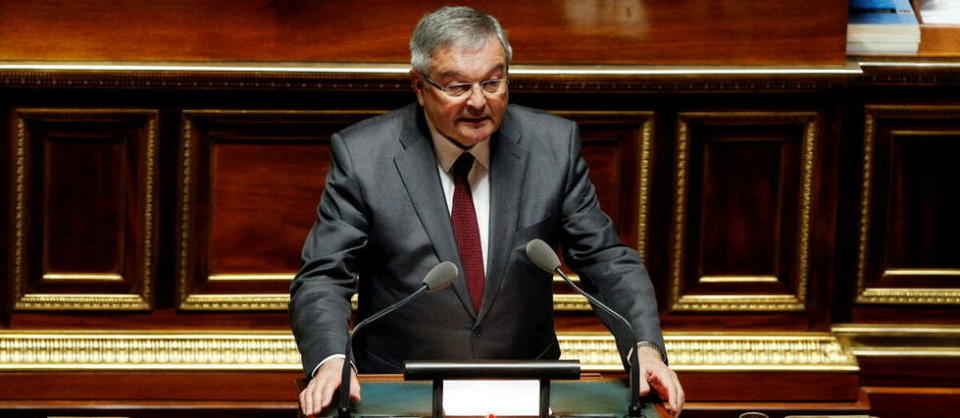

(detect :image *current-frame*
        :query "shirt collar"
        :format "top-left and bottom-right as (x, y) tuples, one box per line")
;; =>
(424, 110), (491, 173)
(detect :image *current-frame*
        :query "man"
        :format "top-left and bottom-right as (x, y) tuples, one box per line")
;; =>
(291, 6), (684, 416)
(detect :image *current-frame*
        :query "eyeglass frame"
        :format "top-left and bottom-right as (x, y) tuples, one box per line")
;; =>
(420, 72), (509, 98)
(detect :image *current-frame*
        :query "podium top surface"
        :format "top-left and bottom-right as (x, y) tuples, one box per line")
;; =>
(321, 379), (664, 417)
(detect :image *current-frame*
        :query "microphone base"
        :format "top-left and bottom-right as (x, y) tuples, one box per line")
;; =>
(627, 403), (646, 417)
(336, 406), (351, 418)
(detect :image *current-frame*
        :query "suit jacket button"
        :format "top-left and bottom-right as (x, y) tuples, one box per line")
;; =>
(473, 326), (482, 336)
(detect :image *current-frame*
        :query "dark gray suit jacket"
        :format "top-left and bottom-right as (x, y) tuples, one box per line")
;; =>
(290, 103), (664, 375)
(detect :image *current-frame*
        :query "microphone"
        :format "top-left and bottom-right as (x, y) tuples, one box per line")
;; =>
(525, 239), (646, 417)
(337, 261), (458, 418)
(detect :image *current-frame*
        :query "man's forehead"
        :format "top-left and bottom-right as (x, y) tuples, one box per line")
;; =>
(430, 40), (507, 77)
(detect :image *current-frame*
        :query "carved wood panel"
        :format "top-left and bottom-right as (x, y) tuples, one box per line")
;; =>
(10, 109), (158, 310)
(671, 112), (819, 312)
(177, 110), (385, 310)
(855, 105), (960, 306)
(546, 111), (654, 310)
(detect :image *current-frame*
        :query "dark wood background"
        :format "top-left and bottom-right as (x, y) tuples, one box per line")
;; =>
(2, 1), (959, 417)
(0, 0), (847, 65)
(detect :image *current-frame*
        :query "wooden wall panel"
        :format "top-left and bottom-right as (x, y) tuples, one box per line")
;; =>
(177, 110), (384, 310)
(548, 111), (653, 310)
(10, 109), (158, 311)
(0, 0), (847, 65)
(556, 111), (653, 255)
(853, 105), (960, 310)
(670, 112), (819, 313)
(2, 61), (958, 416)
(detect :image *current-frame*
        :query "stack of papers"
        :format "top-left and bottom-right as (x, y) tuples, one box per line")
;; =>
(917, 0), (960, 24)
(848, 0), (921, 53)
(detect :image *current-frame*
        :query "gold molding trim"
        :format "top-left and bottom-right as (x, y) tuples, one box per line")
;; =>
(859, 60), (960, 69)
(673, 294), (805, 312)
(208, 274), (295, 281)
(561, 333), (857, 372)
(856, 111), (875, 304)
(699, 276), (779, 284)
(0, 61), (864, 75)
(13, 118), (26, 304)
(553, 294), (591, 311)
(14, 294), (150, 311)
(0, 331), (300, 371)
(833, 324), (960, 334)
(552, 273), (581, 283)
(834, 324), (960, 357)
(11, 109), (158, 311)
(0, 61), (861, 93)
(857, 288), (960, 304)
(177, 117), (193, 307)
(42, 274), (123, 281)
(797, 120), (816, 305)
(671, 112), (818, 311)
(143, 116), (157, 304)
(856, 106), (960, 305)
(177, 292), (590, 312)
(884, 269), (960, 277)
(0, 331), (858, 372)
(179, 294), (291, 311)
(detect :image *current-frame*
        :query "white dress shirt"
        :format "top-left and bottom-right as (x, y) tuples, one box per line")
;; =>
(424, 114), (491, 275)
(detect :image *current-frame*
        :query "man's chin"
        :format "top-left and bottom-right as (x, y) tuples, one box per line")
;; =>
(456, 131), (493, 146)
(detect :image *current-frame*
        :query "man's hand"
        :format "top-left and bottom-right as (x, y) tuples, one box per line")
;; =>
(299, 358), (361, 417)
(636, 345), (685, 416)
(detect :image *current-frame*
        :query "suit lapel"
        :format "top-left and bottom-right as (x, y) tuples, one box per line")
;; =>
(394, 107), (476, 318)
(477, 109), (526, 323)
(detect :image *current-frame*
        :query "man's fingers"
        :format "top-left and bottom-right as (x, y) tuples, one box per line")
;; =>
(637, 366), (651, 396)
(350, 370), (362, 401)
(676, 382), (686, 415)
(650, 369), (681, 415)
(300, 386), (311, 416)
(320, 378), (337, 408)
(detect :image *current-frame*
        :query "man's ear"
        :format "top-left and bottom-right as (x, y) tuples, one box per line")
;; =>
(410, 69), (425, 106)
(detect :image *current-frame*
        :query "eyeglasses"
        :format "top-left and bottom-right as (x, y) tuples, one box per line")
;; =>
(421, 73), (509, 97)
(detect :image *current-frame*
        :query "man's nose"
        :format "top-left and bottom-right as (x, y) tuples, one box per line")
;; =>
(465, 84), (487, 110)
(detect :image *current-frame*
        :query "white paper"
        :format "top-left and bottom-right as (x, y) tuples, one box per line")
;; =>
(443, 379), (542, 416)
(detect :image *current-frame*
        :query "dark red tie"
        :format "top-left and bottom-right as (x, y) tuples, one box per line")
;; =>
(451, 153), (485, 312)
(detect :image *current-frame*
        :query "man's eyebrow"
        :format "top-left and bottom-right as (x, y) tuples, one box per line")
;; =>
(436, 64), (506, 80)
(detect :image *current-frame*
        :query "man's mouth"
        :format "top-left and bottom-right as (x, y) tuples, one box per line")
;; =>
(459, 116), (488, 123)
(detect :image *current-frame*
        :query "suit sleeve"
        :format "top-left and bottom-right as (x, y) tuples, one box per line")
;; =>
(558, 122), (668, 367)
(289, 132), (369, 377)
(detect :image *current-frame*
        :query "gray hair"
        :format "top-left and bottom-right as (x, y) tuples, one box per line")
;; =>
(409, 6), (512, 75)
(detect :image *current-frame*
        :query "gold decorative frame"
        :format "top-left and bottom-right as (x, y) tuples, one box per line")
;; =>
(549, 111), (655, 312)
(0, 331), (858, 373)
(11, 109), (158, 311)
(856, 106), (960, 305)
(550, 110), (654, 257)
(176, 110), (385, 311)
(671, 112), (818, 311)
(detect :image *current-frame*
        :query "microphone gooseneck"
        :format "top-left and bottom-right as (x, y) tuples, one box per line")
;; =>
(524, 239), (646, 417)
(337, 261), (458, 418)
(525, 240), (634, 329)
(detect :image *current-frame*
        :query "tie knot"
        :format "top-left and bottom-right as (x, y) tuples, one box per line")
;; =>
(452, 153), (475, 179)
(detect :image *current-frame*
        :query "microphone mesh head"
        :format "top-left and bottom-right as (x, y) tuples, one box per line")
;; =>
(423, 261), (458, 292)
(525, 239), (561, 273)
